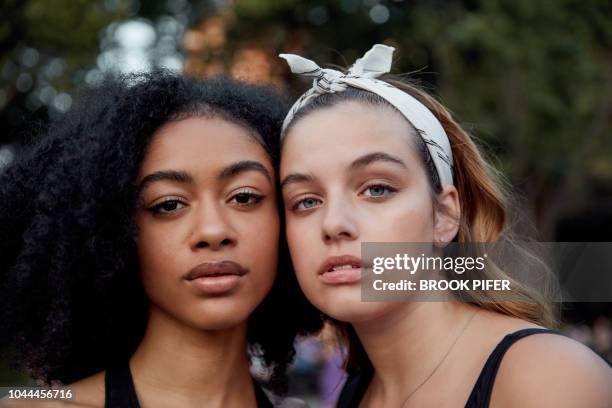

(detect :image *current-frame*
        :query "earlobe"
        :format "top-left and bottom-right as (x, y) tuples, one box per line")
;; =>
(433, 185), (461, 247)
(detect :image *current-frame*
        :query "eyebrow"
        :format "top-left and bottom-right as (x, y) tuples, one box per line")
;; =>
(349, 152), (407, 170)
(217, 160), (271, 182)
(137, 170), (194, 197)
(280, 152), (407, 190)
(280, 173), (316, 190)
(137, 161), (271, 196)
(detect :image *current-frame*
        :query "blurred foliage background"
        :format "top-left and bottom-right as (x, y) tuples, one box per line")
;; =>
(1, 0), (611, 400)
(2, 0), (611, 238)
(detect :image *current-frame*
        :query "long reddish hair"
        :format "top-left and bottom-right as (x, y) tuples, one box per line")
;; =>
(284, 76), (558, 373)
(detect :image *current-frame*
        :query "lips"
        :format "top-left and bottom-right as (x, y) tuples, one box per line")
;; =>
(318, 255), (363, 284)
(184, 261), (249, 295)
(319, 255), (361, 275)
(184, 261), (249, 280)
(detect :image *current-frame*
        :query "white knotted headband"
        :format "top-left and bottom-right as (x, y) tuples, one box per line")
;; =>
(279, 44), (454, 186)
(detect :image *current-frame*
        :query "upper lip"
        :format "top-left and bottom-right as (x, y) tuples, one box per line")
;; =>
(318, 255), (362, 275)
(184, 261), (249, 280)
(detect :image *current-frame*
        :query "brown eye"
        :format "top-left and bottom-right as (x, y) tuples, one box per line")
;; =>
(148, 199), (187, 214)
(235, 193), (253, 204)
(229, 190), (264, 207)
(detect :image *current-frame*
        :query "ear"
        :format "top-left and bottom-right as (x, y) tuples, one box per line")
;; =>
(433, 185), (460, 248)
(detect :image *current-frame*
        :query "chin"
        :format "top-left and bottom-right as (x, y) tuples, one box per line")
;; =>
(193, 316), (248, 331)
(191, 310), (251, 330)
(185, 299), (257, 331)
(312, 285), (390, 324)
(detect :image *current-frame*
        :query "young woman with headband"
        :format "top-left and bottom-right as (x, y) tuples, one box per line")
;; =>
(278, 45), (611, 407)
(0, 72), (321, 407)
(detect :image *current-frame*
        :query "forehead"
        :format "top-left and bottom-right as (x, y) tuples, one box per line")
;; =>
(281, 102), (418, 173)
(140, 116), (271, 175)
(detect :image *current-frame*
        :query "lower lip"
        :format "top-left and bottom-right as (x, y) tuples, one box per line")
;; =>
(187, 274), (243, 294)
(319, 268), (362, 284)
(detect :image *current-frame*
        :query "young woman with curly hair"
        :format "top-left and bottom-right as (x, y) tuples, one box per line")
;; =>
(278, 45), (611, 407)
(0, 72), (321, 407)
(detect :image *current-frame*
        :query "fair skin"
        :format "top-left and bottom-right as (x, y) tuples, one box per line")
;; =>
(1, 116), (279, 408)
(281, 101), (612, 408)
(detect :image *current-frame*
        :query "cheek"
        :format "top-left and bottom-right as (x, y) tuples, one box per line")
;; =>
(285, 216), (324, 304)
(286, 216), (317, 272)
(134, 218), (185, 301)
(362, 192), (435, 242)
(241, 206), (280, 287)
(136, 215), (178, 268)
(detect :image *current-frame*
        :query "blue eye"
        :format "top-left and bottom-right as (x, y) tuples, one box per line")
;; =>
(363, 184), (396, 198)
(293, 197), (322, 211)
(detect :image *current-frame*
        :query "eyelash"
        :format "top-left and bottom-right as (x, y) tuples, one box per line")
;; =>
(290, 183), (397, 212)
(147, 197), (187, 215)
(146, 189), (264, 215)
(291, 197), (322, 212)
(228, 189), (265, 207)
(361, 183), (398, 198)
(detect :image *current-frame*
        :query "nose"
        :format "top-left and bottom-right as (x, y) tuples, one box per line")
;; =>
(189, 200), (237, 251)
(321, 196), (359, 244)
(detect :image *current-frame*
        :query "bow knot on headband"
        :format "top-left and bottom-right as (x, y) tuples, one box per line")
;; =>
(280, 44), (393, 93)
(279, 44), (454, 187)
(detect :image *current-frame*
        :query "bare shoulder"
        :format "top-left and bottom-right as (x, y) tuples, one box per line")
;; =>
(491, 332), (612, 408)
(64, 371), (106, 407)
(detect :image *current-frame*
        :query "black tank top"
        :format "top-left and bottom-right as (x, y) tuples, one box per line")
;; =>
(336, 328), (561, 408)
(104, 363), (274, 408)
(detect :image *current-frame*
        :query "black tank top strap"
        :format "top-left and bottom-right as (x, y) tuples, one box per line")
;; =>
(336, 328), (562, 408)
(336, 364), (374, 408)
(464, 328), (562, 408)
(104, 363), (141, 408)
(103, 361), (274, 407)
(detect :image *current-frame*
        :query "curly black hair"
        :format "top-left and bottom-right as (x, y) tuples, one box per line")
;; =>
(0, 71), (323, 393)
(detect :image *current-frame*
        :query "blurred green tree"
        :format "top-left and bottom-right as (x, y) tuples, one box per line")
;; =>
(1, 0), (611, 236)
(0, 0), (133, 143)
(183, 0), (612, 237)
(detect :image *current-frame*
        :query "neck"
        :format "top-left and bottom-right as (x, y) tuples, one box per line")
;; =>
(129, 304), (255, 407)
(352, 302), (477, 403)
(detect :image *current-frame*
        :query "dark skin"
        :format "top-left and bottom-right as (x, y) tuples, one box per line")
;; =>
(1, 117), (280, 408)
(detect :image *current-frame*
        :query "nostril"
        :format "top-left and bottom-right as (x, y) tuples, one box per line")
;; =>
(194, 238), (233, 249)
